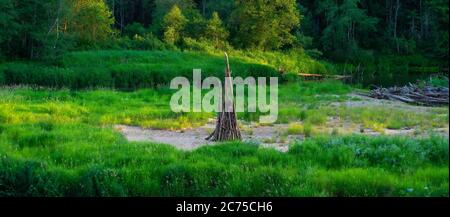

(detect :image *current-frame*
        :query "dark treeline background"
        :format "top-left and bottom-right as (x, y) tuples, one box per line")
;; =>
(0, 0), (448, 70)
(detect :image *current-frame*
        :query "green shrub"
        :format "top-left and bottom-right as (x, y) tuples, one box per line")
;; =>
(305, 112), (327, 125)
(287, 123), (304, 135)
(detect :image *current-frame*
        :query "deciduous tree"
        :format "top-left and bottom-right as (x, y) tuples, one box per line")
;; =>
(162, 5), (187, 45)
(230, 0), (300, 50)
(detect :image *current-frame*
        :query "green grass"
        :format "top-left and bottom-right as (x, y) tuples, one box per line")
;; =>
(1, 81), (447, 131)
(0, 125), (447, 196)
(322, 106), (449, 130)
(0, 81), (448, 197)
(0, 49), (362, 90)
(0, 87), (212, 130)
(0, 80), (355, 130)
(0, 50), (280, 89)
(286, 123), (304, 135)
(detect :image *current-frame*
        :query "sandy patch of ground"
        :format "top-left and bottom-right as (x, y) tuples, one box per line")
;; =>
(115, 121), (447, 152)
(115, 93), (448, 152)
(336, 93), (439, 113)
(115, 121), (297, 152)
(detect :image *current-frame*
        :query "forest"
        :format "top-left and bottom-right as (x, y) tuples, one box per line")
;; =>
(0, 0), (448, 197)
(1, 1), (448, 71)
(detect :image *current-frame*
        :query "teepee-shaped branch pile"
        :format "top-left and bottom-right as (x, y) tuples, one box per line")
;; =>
(206, 53), (242, 141)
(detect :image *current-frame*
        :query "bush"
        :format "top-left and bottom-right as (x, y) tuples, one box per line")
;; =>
(105, 34), (172, 51)
(181, 37), (217, 53)
(305, 112), (327, 125)
(124, 23), (147, 38)
(287, 123), (303, 135)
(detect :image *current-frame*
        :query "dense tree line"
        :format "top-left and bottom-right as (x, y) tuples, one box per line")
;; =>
(0, 0), (448, 64)
(299, 0), (448, 62)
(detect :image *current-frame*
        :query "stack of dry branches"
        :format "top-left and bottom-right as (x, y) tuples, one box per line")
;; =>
(369, 83), (449, 106)
(206, 53), (242, 141)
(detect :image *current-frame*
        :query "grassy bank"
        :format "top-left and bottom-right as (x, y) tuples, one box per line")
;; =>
(1, 50), (444, 89)
(0, 84), (448, 196)
(0, 50), (282, 89)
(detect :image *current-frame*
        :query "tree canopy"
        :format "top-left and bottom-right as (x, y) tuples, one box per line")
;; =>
(230, 0), (300, 50)
(0, 0), (447, 63)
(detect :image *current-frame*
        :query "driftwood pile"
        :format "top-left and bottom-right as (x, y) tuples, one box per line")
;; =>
(369, 83), (449, 106)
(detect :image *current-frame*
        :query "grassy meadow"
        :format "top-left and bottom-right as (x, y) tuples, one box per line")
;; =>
(0, 0), (448, 200)
(0, 51), (448, 196)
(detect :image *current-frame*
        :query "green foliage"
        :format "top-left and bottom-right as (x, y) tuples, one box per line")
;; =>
(0, 0), (116, 59)
(202, 12), (229, 49)
(332, 53), (446, 87)
(0, 85), (448, 196)
(180, 37), (219, 53)
(0, 126), (448, 196)
(0, 0), (72, 59)
(286, 123), (304, 135)
(318, 0), (378, 59)
(1, 62), (111, 88)
(0, 50), (279, 89)
(289, 135), (449, 170)
(123, 22), (147, 38)
(418, 76), (449, 88)
(0, 0), (447, 76)
(0, 0), (19, 57)
(162, 5), (187, 45)
(68, 0), (115, 46)
(0, 0), (449, 198)
(152, 0), (194, 27)
(114, 33), (171, 51)
(230, 0), (300, 50)
(0, 70), (5, 85)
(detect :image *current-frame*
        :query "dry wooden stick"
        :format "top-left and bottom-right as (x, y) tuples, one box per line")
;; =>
(206, 52), (242, 141)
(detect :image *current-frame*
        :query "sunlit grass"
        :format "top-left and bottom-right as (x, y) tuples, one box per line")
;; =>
(0, 125), (447, 196)
(0, 81), (448, 196)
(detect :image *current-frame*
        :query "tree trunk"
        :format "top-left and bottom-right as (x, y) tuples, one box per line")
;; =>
(202, 0), (206, 17)
(206, 53), (242, 142)
(394, 0), (400, 53)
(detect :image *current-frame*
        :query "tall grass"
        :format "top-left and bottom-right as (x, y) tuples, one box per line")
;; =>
(0, 50), (280, 89)
(0, 127), (447, 196)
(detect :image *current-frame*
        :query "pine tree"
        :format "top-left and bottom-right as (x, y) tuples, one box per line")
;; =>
(203, 12), (228, 49)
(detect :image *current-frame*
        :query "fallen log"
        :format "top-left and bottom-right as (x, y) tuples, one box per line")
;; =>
(297, 73), (351, 81)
